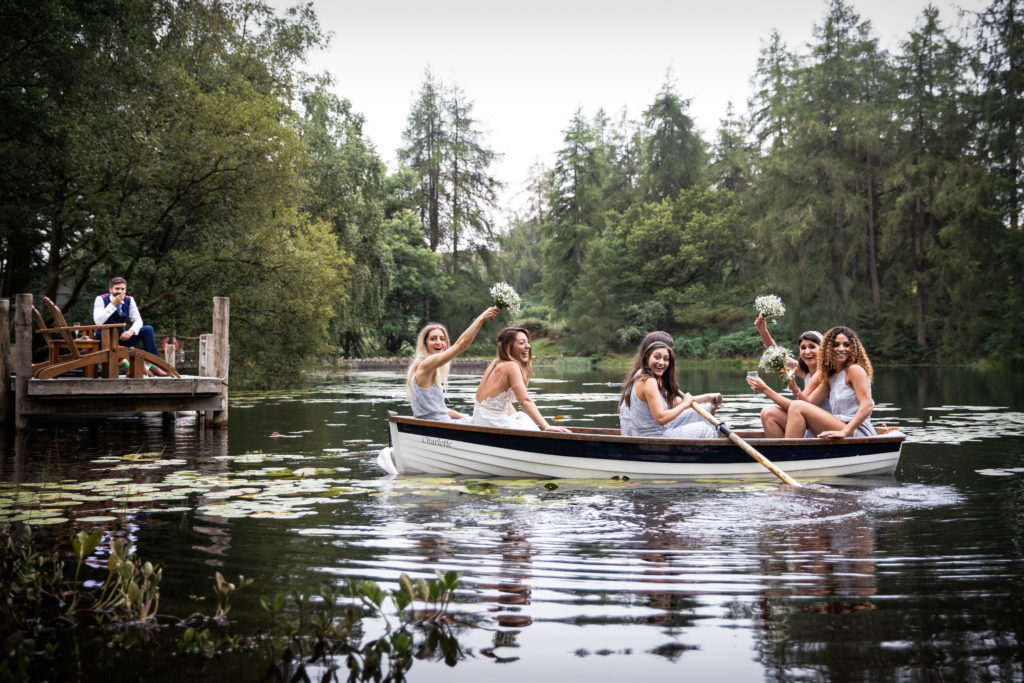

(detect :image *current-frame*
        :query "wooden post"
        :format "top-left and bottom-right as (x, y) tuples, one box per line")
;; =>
(14, 294), (33, 432)
(209, 297), (229, 428)
(0, 299), (10, 427)
(198, 334), (212, 376)
(162, 336), (177, 368)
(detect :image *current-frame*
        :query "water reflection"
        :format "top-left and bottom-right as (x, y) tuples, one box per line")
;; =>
(2, 365), (1023, 681)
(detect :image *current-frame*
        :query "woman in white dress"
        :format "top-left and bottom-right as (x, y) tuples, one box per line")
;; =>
(471, 327), (571, 432)
(406, 306), (499, 421)
(783, 326), (877, 438)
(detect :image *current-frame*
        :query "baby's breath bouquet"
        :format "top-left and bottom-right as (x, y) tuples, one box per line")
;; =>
(754, 294), (786, 323)
(759, 345), (795, 382)
(489, 282), (522, 315)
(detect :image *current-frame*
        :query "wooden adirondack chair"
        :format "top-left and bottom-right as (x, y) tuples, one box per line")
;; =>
(32, 306), (103, 377)
(34, 296), (180, 379)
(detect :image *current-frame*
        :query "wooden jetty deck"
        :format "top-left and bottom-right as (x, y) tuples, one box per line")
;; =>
(2, 295), (229, 431)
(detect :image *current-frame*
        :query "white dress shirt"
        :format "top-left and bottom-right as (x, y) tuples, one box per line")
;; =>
(93, 295), (143, 336)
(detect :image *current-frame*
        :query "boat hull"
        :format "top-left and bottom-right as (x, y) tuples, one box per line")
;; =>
(384, 413), (904, 480)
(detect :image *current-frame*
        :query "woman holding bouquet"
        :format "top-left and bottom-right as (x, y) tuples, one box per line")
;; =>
(782, 326), (876, 438)
(471, 327), (571, 432)
(406, 306), (500, 421)
(619, 336), (722, 439)
(748, 322), (826, 437)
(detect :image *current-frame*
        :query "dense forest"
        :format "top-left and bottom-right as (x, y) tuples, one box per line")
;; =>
(2, 0), (1021, 387)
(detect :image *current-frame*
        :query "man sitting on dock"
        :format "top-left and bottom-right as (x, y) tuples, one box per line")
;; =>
(92, 276), (168, 376)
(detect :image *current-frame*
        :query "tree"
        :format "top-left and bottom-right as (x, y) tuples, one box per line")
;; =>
(0, 0), (370, 386)
(749, 0), (892, 325)
(298, 84), (391, 357)
(377, 210), (446, 354)
(638, 76), (708, 201)
(398, 69), (501, 268)
(540, 109), (611, 309)
(882, 6), (981, 357)
(446, 83), (501, 269)
(710, 103), (755, 193)
(972, 0), (1024, 352)
(399, 69), (446, 252)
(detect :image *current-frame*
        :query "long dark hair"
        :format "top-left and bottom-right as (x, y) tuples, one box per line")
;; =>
(620, 332), (679, 408)
(495, 327), (532, 383)
(818, 326), (873, 384)
(796, 330), (823, 375)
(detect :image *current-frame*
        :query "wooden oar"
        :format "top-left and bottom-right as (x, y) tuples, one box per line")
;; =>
(690, 402), (802, 487)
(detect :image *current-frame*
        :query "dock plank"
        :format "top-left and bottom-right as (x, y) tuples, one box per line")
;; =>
(27, 376), (223, 397)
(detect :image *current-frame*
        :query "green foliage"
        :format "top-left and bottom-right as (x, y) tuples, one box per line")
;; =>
(376, 210), (447, 354)
(299, 84), (392, 360)
(707, 330), (764, 358)
(398, 69), (501, 264)
(539, 110), (610, 309)
(3, 524), (468, 681)
(640, 76), (708, 201)
(5, 0), (1024, 371)
(673, 335), (708, 360)
(0, 0), (378, 387)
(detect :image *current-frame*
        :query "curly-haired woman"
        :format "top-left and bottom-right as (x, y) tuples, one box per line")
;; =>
(783, 326), (876, 438)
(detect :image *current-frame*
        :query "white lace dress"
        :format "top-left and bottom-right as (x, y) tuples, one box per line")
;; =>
(470, 388), (539, 430)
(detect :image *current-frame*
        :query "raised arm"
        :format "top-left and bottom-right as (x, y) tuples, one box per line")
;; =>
(755, 313), (776, 348)
(414, 307), (499, 387)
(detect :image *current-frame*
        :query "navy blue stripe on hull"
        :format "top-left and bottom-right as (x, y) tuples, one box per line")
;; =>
(395, 421), (895, 465)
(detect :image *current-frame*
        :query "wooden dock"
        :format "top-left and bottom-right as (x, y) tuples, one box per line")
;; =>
(2, 295), (230, 431)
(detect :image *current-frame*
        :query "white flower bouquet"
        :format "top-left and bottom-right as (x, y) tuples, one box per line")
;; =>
(490, 282), (522, 315)
(759, 345), (795, 381)
(754, 294), (786, 323)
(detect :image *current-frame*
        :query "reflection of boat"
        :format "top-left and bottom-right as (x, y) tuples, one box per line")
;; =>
(379, 412), (905, 479)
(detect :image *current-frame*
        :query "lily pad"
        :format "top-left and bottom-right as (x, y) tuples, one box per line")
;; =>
(976, 468), (1015, 476)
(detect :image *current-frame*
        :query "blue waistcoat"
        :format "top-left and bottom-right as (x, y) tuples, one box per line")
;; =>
(99, 293), (132, 331)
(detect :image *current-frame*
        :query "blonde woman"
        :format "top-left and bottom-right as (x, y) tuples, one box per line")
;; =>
(406, 306), (499, 421)
(471, 327), (570, 432)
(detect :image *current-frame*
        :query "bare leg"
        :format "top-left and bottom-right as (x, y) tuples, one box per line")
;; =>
(760, 405), (787, 438)
(785, 400), (847, 438)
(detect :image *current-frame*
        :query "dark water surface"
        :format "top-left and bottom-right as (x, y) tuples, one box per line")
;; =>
(2, 365), (1023, 681)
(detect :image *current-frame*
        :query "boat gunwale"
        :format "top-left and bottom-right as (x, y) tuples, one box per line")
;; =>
(386, 411), (907, 447)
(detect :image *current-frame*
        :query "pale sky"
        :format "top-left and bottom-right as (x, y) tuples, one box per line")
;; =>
(271, 0), (986, 219)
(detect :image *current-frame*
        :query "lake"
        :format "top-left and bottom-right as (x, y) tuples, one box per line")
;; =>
(2, 364), (1023, 681)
